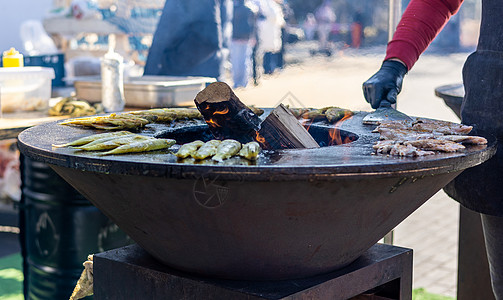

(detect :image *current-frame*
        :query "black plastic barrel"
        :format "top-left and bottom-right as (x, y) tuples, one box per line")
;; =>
(19, 155), (132, 300)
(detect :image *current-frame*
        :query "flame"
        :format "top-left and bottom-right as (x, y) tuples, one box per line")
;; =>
(206, 118), (221, 128)
(329, 111), (353, 146)
(328, 128), (341, 146)
(303, 118), (315, 132)
(344, 135), (356, 144)
(255, 131), (266, 144)
(213, 107), (229, 115)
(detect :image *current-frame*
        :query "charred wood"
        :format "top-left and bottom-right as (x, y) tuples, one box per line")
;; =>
(194, 82), (261, 143)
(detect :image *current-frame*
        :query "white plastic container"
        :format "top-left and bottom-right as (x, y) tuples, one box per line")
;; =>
(0, 67), (55, 113)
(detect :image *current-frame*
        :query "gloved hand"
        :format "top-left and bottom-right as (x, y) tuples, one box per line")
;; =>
(362, 60), (408, 109)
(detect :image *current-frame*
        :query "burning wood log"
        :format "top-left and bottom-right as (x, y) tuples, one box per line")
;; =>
(194, 82), (319, 150)
(257, 104), (319, 150)
(194, 82), (261, 143)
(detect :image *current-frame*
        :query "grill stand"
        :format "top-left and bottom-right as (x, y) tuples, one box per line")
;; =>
(94, 243), (412, 300)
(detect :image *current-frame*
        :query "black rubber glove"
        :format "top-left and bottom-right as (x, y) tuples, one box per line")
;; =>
(362, 60), (408, 109)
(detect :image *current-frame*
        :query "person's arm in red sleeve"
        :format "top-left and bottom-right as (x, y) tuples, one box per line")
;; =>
(385, 0), (464, 70)
(363, 0), (463, 108)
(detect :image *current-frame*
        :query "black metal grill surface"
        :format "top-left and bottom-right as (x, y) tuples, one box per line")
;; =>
(17, 111), (496, 181)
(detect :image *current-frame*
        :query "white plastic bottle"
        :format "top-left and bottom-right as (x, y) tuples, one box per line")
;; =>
(101, 35), (125, 112)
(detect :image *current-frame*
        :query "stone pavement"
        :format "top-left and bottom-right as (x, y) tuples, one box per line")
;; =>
(237, 42), (469, 298)
(394, 191), (459, 298)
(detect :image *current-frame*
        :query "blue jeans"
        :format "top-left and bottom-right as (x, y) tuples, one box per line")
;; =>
(230, 40), (252, 88)
(263, 52), (280, 75)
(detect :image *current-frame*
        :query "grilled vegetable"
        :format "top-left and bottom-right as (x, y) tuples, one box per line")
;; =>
(301, 108), (328, 121)
(212, 139), (242, 162)
(249, 105), (265, 116)
(286, 106), (309, 118)
(286, 106), (354, 123)
(238, 141), (261, 160)
(193, 140), (221, 160)
(52, 131), (132, 148)
(325, 107), (353, 123)
(175, 140), (205, 159)
(100, 138), (176, 155)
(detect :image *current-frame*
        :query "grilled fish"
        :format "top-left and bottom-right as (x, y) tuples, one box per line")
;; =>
(192, 140), (221, 160)
(50, 97), (103, 117)
(390, 142), (435, 157)
(405, 139), (466, 152)
(100, 138), (176, 155)
(52, 131), (132, 148)
(60, 113), (150, 130)
(124, 108), (202, 123)
(437, 135), (487, 145)
(377, 127), (440, 141)
(238, 141), (261, 160)
(373, 140), (435, 157)
(411, 120), (473, 135)
(213, 139), (242, 162)
(76, 134), (152, 151)
(374, 118), (485, 157)
(175, 140), (205, 159)
(377, 118), (473, 135)
(72, 134), (135, 149)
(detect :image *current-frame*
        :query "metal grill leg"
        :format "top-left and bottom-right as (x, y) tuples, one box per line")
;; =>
(383, 230), (394, 245)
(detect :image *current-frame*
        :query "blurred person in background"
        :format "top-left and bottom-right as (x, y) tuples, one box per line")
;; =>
(303, 13), (317, 41)
(256, 0), (285, 75)
(144, 0), (232, 81)
(362, 0), (503, 299)
(231, 0), (257, 88)
(314, 0), (336, 56)
(277, 0), (294, 70)
(351, 9), (364, 49)
(249, 0), (265, 85)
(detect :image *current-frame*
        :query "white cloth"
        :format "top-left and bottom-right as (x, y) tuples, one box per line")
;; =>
(256, 0), (285, 53)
